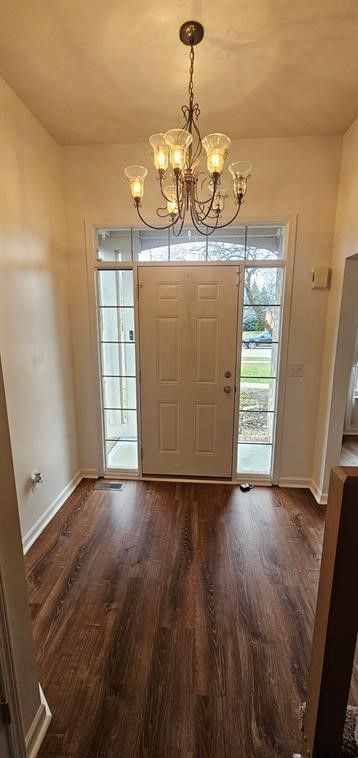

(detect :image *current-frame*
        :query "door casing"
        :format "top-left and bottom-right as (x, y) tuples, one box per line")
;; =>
(85, 217), (297, 485)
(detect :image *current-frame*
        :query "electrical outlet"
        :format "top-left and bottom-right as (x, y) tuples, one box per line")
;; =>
(31, 471), (44, 491)
(288, 364), (304, 378)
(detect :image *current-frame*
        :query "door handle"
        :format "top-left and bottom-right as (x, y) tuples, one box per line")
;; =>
(224, 385), (232, 394)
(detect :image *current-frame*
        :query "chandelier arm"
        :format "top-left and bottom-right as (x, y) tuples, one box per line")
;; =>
(192, 180), (210, 218)
(135, 201), (178, 231)
(174, 170), (185, 220)
(193, 174), (219, 222)
(159, 175), (172, 203)
(194, 175), (214, 210)
(195, 197), (244, 232)
(214, 198), (244, 229)
(198, 173), (220, 205)
(170, 213), (186, 238)
(181, 105), (191, 132)
(195, 191), (212, 207)
(156, 206), (173, 218)
(190, 205), (220, 237)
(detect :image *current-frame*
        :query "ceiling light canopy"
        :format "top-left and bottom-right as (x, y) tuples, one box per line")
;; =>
(124, 20), (252, 237)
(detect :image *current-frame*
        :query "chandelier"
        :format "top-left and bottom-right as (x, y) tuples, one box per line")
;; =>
(124, 21), (252, 237)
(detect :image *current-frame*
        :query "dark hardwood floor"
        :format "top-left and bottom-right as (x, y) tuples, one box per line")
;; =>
(340, 434), (358, 466)
(25, 480), (358, 758)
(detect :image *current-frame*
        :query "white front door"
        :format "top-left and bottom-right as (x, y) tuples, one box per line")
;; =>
(138, 265), (239, 477)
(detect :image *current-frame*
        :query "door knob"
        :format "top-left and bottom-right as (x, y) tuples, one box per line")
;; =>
(224, 385), (231, 394)
(224, 371), (232, 378)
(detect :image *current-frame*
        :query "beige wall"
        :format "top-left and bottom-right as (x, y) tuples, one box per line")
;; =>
(63, 135), (342, 483)
(0, 61), (348, 502)
(0, 356), (40, 736)
(0, 76), (79, 540)
(313, 117), (358, 496)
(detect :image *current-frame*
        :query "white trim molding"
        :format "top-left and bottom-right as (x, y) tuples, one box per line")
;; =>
(21, 467), (328, 558)
(81, 468), (99, 478)
(22, 471), (83, 554)
(26, 685), (52, 758)
(310, 479), (328, 505)
(0, 571), (27, 758)
(86, 217), (296, 488)
(278, 477), (311, 489)
(278, 476), (328, 505)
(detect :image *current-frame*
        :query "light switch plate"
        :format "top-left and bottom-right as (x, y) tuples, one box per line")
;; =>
(288, 364), (304, 377)
(311, 266), (331, 289)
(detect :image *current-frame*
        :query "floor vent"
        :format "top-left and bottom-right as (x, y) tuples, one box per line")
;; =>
(94, 481), (124, 491)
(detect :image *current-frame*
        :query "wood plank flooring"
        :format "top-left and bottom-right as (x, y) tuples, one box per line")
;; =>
(25, 480), (357, 758)
(340, 435), (358, 465)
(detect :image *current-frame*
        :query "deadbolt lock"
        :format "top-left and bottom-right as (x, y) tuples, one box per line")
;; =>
(224, 371), (232, 378)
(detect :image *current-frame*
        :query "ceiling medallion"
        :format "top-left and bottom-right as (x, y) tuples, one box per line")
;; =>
(124, 21), (252, 237)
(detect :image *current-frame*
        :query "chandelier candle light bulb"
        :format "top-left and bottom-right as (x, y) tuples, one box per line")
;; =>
(124, 21), (252, 236)
(202, 133), (231, 176)
(124, 165), (148, 199)
(164, 129), (193, 171)
(149, 134), (169, 172)
(229, 161), (253, 198)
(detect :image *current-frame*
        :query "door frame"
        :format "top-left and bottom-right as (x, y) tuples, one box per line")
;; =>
(85, 217), (296, 485)
(0, 569), (27, 758)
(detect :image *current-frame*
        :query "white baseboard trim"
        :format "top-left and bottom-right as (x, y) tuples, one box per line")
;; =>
(23, 470), (83, 554)
(278, 477), (311, 489)
(26, 685), (52, 758)
(279, 477), (328, 505)
(22, 467), (330, 555)
(310, 479), (328, 505)
(81, 468), (99, 478)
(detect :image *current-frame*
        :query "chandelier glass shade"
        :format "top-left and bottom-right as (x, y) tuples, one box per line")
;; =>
(124, 21), (252, 237)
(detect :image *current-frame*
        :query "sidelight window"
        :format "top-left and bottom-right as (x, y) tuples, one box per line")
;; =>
(97, 270), (138, 471)
(237, 267), (283, 476)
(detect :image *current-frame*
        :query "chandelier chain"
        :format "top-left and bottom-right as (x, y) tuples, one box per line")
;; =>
(188, 44), (195, 112)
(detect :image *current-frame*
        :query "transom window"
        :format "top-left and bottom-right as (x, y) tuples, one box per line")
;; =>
(96, 225), (285, 263)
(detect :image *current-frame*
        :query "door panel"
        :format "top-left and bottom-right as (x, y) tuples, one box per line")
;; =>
(139, 266), (238, 477)
(195, 318), (218, 382)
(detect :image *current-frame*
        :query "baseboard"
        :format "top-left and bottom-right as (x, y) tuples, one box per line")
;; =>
(278, 477), (328, 505)
(310, 479), (328, 505)
(278, 477), (311, 489)
(26, 685), (52, 758)
(21, 467), (329, 555)
(81, 468), (99, 478)
(22, 470), (83, 554)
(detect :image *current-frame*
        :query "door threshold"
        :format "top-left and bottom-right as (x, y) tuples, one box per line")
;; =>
(103, 471), (273, 486)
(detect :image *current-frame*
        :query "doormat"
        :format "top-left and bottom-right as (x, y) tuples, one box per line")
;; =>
(94, 481), (124, 491)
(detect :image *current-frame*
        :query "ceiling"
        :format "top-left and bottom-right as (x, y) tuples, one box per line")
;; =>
(0, 0), (357, 145)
